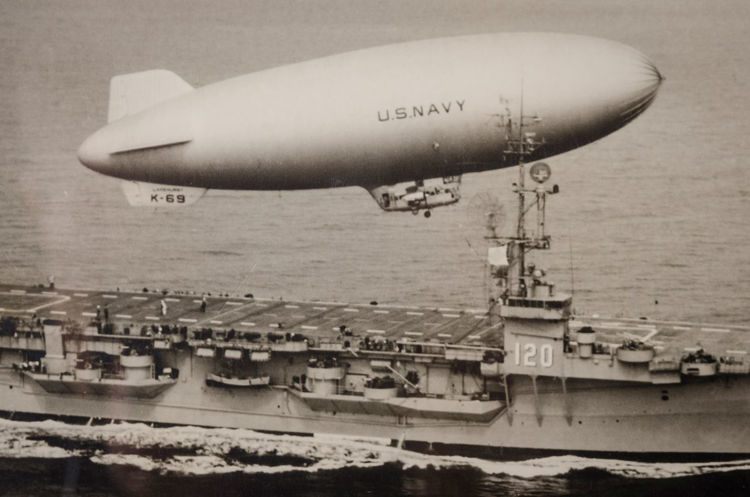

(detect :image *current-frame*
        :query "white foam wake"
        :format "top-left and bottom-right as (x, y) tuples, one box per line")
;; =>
(0, 419), (748, 479)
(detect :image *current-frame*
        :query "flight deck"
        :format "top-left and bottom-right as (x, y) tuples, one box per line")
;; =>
(0, 284), (500, 348)
(1, 284), (748, 356)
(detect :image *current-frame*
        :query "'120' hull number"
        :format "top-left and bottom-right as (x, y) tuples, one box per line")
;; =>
(514, 342), (554, 368)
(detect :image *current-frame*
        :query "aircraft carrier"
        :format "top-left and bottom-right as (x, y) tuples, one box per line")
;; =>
(1, 163), (748, 461)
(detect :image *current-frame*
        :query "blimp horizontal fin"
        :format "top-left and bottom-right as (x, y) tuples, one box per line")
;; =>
(108, 69), (193, 123)
(120, 180), (207, 207)
(109, 135), (191, 155)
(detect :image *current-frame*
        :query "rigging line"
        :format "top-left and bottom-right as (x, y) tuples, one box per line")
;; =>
(568, 233), (575, 297)
(464, 237), (482, 260)
(216, 263), (258, 314)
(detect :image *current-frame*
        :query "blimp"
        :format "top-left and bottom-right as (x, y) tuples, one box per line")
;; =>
(77, 32), (662, 215)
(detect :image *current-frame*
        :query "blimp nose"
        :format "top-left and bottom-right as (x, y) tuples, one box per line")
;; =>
(522, 35), (663, 153)
(572, 40), (663, 119)
(617, 55), (662, 126)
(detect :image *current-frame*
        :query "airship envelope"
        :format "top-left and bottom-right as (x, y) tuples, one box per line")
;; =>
(78, 33), (662, 212)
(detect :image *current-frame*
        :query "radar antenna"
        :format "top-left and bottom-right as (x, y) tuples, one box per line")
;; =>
(465, 191), (507, 245)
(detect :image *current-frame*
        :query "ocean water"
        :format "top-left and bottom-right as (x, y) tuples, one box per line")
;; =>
(1, 0), (749, 495)
(1, 419), (749, 497)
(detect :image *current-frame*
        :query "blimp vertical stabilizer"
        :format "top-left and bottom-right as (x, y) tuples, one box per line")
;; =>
(108, 69), (193, 122)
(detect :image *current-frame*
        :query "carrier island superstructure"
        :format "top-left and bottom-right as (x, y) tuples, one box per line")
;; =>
(1, 162), (748, 460)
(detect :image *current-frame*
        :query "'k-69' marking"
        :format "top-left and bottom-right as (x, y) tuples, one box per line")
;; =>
(151, 194), (186, 203)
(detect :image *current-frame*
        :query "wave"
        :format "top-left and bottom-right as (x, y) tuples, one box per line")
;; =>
(1, 419), (748, 479)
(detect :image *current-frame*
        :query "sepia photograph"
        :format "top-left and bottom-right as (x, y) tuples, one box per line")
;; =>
(1, 1), (748, 495)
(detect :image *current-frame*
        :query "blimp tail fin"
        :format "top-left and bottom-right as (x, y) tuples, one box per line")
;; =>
(121, 181), (207, 207)
(108, 70), (193, 123)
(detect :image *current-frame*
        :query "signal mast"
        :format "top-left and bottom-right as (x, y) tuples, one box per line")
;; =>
(489, 111), (560, 304)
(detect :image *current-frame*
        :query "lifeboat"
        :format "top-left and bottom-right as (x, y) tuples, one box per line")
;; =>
(206, 373), (270, 387)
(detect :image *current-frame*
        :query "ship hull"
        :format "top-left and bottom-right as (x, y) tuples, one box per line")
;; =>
(2, 361), (748, 460)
